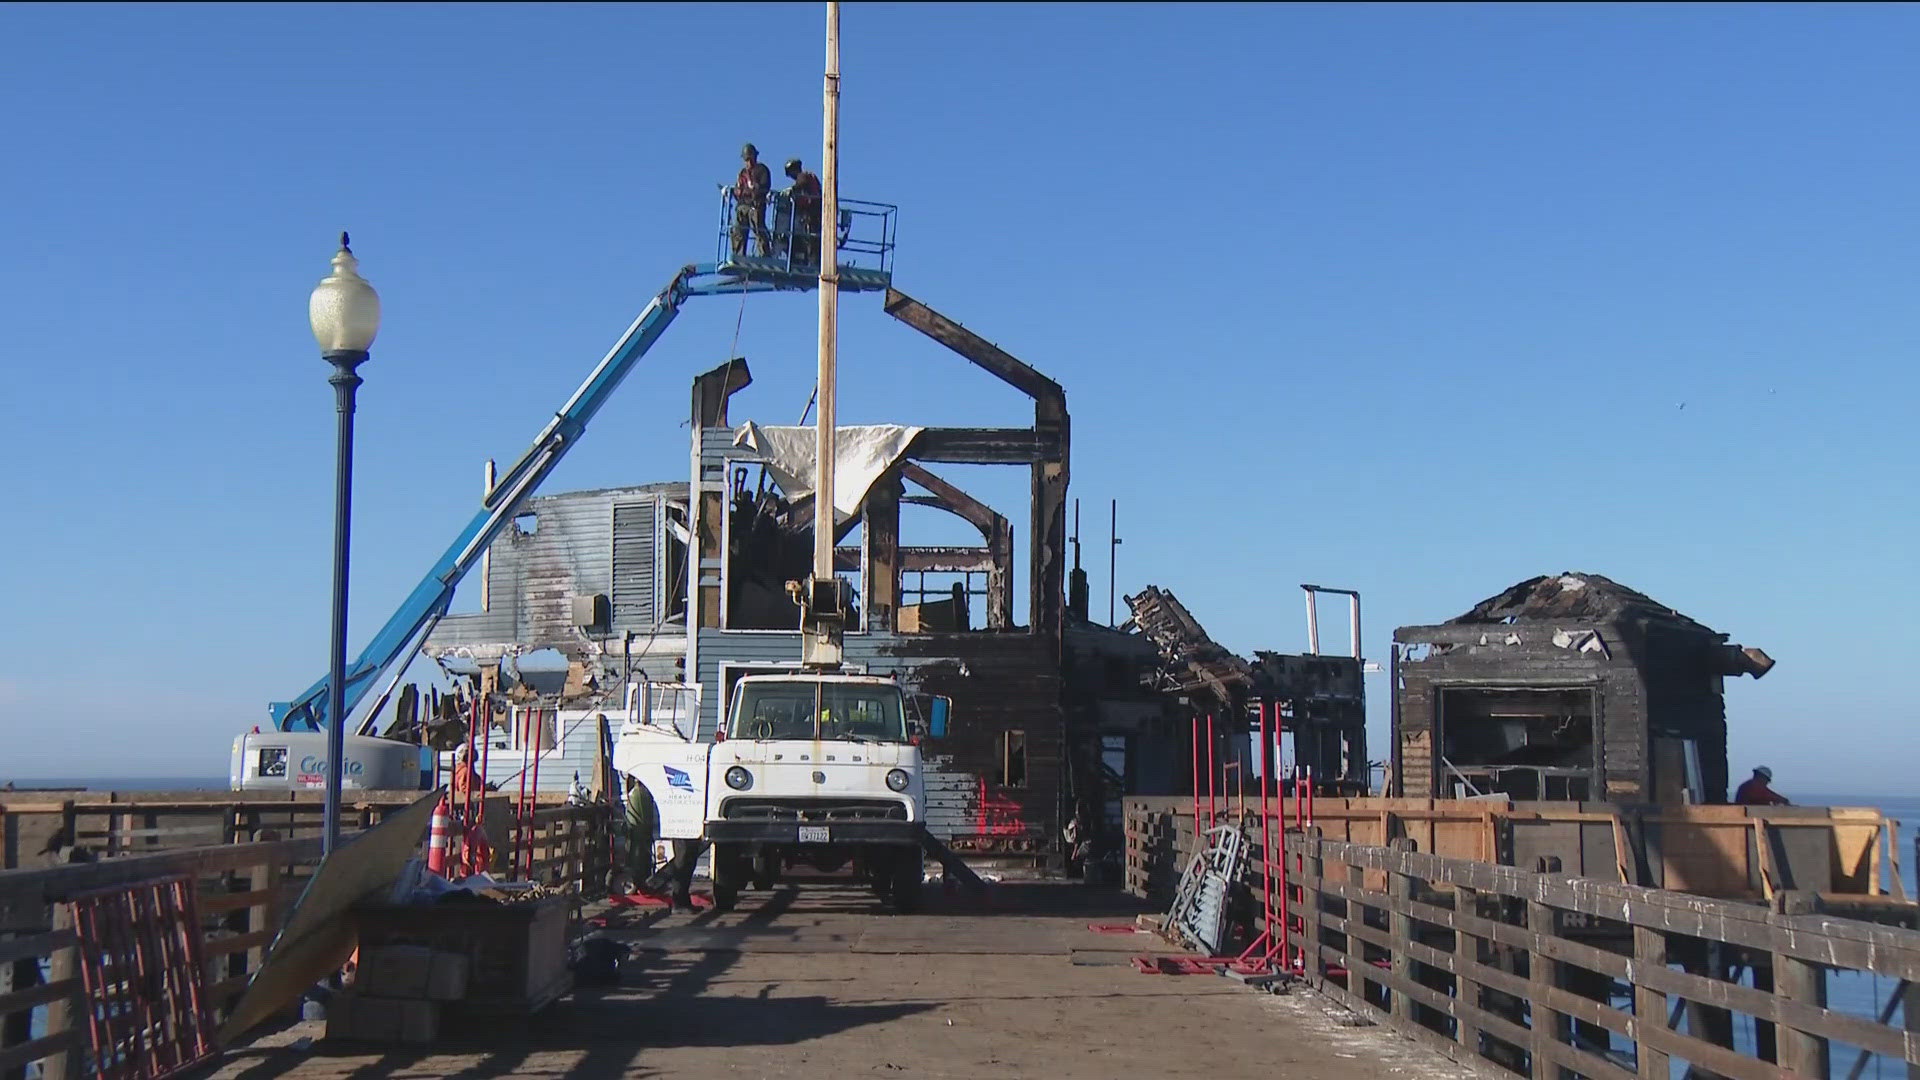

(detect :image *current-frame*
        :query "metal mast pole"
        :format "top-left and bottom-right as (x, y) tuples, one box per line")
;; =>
(323, 350), (364, 854)
(814, 0), (840, 587)
(800, 0), (846, 669)
(1107, 499), (1120, 626)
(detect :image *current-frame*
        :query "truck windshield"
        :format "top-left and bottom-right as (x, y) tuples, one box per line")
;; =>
(728, 682), (907, 742)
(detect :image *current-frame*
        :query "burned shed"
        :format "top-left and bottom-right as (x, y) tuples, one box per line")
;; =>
(1392, 573), (1773, 804)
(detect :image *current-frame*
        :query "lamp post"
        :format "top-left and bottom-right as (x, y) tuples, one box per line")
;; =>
(309, 232), (380, 855)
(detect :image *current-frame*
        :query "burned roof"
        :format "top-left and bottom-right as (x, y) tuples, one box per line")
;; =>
(1450, 573), (1719, 637)
(1124, 585), (1252, 706)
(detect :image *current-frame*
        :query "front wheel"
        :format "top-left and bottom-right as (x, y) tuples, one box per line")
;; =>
(711, 843), (748, 912)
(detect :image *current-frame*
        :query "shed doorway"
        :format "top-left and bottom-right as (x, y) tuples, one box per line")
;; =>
(1436, 686), (1598, 800)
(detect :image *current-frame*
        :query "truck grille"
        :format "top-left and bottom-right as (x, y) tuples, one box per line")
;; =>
(721, 798), (907, 822)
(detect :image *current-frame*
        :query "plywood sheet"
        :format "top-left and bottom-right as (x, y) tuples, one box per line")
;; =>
(215, 792), (438, 1045)
(1657, 820), (1754, 899)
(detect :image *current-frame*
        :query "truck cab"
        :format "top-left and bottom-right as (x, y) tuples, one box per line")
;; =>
(613, 672), (946, 911)
(705, 674), (939, 910)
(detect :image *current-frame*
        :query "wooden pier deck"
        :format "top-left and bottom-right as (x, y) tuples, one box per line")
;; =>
(206, 883), (1474, 1080)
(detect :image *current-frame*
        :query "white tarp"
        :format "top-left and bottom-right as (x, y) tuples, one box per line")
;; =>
(733, 422), (924, 525)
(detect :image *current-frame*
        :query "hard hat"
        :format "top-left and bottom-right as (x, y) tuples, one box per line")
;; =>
(741, 142), (758, 158)
(1755, 765), (1773, 780)
(784, 158), (802, 172)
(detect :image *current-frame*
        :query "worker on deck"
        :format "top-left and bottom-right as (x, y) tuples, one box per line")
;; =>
(730, 142), (773, 258)
(784, 157), (822, 264)
(1733, 765), (1790, 806)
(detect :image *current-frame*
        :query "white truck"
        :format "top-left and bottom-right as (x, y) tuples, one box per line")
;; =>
(614, 673), (948, 911)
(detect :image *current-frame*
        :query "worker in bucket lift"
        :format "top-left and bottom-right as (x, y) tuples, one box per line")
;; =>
(1734, 765), (1790, 806)
(784, 157), (822, 264)
(730, 142), (773, 258)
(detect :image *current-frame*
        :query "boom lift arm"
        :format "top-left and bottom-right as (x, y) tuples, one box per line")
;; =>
(270, 192), (896, 734)
(271, 265), (703, 731)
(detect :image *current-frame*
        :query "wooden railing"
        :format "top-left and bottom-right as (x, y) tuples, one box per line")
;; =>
(0, 802), (610, 1079)
(0, 791), (443, 869)
(1125, 796), (1905, 903)
(1125, 800), (1920, 1080)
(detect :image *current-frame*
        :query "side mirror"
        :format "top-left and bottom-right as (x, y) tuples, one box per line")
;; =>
(928, 695), (952, 739)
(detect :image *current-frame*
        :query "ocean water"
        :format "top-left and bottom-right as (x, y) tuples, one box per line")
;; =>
(2, 776), (229, 792)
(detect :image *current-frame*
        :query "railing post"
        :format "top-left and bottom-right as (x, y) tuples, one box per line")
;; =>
(1388, 837), (1416, 1026)
(248, 858), (283, 977)
(1902, 978), (1920, 1080)
(41, 905), (81, 1080)
(1773, 891), (1829, 1077)
(1300, 827), (1323, 984)
(1527, 898), (1561, 1080)
(1632, 925), (1670, 1080)
(1455, 885), (1484, 1061)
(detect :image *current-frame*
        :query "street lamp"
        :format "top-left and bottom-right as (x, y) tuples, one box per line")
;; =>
(309, 232), (380, 855)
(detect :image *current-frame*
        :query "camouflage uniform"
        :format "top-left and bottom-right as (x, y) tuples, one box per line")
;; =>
(731, 158), (773, 258)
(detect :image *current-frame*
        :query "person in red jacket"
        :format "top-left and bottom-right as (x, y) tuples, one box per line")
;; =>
(1733, 766), (1790, 805)
(783, 158), (822, 264)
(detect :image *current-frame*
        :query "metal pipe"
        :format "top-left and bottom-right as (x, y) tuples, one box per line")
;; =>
(322, 349), (366, 855)
(1303, 586), (1320, 656)
(1107, 499), (1120, 626)
(481, 459), (496, 611)
(516, 706), (531, 877)
(1349, 593), (1362, 663)
(1190, 714), (1200, 842)
(1261, 703), (1274, 964)
(813, 0), (840, 584)
(526, 708), (544, 878)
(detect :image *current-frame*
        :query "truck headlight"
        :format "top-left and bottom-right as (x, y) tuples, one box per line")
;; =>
(886, 769), (911, 792)
(725, 766), (753, 791)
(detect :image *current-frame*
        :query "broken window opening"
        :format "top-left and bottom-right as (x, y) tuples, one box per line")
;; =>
(662, 503), (690, 623)
(1438, 687), (1595, 801)
(512, 512), (538, 536)
(997, 730), (1028, 788)
(899, 571), (981, 633)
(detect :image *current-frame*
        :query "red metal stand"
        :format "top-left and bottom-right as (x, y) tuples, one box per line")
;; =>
(68, 877), (217, 1080)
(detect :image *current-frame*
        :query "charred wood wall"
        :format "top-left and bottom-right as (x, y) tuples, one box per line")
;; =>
(1393, 620), (1650, 802)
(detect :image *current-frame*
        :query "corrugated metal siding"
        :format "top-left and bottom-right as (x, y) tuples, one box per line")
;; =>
(703, 428), (756, 460)
(611, 500), (657, 633)
(426, 486), (678, 657)
(511, 492), (614, 646)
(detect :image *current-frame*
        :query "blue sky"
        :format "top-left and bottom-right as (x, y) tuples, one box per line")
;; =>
(1, 4), (1914, 792)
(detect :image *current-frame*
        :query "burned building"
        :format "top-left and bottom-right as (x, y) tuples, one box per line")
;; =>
(685, 288), (1071, 861)
(1391, 573), (1774, 804)
(421, 287), (1079, 859)
(1123, 585), (1370, 793)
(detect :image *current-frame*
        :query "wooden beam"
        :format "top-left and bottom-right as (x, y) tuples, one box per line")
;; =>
(908, 427), (1055, 464)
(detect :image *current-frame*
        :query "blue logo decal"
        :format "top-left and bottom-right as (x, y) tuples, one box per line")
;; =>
(663, 765), (694, 792)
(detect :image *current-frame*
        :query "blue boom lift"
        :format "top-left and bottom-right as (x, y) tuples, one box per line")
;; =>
(269, 193), (897, 735)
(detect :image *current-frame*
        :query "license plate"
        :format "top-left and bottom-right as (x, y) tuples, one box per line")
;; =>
(798, 825), (831, 844)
